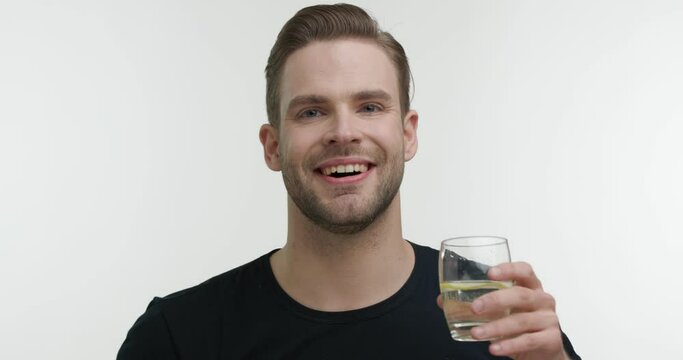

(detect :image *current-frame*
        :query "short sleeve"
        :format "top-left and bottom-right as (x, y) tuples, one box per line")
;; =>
(116, 298), (179, 360)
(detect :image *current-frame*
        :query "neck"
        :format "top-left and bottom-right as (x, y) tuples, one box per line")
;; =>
(270, 193), (415, 311)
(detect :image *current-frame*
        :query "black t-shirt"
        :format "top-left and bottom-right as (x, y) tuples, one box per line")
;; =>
(117, 242), (580, 359)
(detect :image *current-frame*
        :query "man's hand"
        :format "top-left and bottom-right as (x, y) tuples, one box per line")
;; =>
(437, 262), (569, 360)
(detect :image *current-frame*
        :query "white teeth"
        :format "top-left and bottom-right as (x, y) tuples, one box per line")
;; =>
(321, 163), (369, 175)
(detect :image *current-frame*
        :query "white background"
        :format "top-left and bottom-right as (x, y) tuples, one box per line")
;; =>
(1, 1), (682, 359)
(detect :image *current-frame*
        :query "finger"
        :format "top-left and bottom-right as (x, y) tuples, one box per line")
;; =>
(470, 310), (559, 341)
(488, 327), (564, 358)
(489, 262), (543, 290)
(472, 287), (556, 315)
(436, 294), (443, 309)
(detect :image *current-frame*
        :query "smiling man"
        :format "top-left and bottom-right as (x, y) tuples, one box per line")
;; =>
(117, 4), (580, 359)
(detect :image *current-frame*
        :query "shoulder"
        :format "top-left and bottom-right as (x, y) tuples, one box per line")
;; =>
(409, 241), (438, 262)
(117, 251), (276, 359)
(410, 241), (437, 254)
(406, 241), (440, 286)
(152, 250), (274, 316)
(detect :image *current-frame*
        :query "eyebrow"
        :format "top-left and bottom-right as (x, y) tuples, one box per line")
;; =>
(286, 95), (329, 112)
(352, 89), (392, 103)
(285, 89), (394, 112)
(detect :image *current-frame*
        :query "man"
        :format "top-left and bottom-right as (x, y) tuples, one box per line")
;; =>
(118, 4), (580, 359)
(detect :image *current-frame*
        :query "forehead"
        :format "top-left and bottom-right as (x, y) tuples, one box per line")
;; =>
(280, 39), (400, 111)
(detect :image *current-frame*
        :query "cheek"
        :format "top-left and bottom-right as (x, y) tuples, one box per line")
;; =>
(279, 131), (315, 163)
(370, 127), (405, 153)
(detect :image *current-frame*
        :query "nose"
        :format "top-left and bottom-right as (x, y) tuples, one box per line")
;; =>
(322, 110), (362, 145)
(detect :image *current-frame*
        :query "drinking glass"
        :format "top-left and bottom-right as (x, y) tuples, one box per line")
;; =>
(439, 236), (511, 341)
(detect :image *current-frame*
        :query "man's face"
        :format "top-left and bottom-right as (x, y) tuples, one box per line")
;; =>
(260, 39), (418, 234)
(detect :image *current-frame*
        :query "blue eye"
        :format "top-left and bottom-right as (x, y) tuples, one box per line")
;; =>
(361, 104), (382, 113)
(300, 109), (323, 118)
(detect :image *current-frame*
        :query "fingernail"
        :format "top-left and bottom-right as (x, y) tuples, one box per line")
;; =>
(490, 343), (502, 354)
(489, 267), (501, 278)
(472, 299), (484, 313)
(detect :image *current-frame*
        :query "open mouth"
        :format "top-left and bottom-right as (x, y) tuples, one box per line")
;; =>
(319, 163), (371, 178)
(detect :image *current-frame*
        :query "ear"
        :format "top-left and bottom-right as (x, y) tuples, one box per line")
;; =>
(402, 110), (419, 161)
(259, 123), (282, 171)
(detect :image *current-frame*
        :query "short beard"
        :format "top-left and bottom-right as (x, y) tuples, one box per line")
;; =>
(281, 156), (404, 235)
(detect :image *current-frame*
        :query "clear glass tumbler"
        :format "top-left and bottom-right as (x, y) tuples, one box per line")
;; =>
(439, 236), (512, 341)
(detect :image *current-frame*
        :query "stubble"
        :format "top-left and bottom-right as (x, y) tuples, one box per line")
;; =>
(281, 144), (404, 235)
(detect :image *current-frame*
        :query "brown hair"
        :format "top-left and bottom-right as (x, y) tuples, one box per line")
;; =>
(265, 3), (412, 127)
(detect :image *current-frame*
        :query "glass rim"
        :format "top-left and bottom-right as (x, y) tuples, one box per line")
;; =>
(441, 235), (508, 248)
